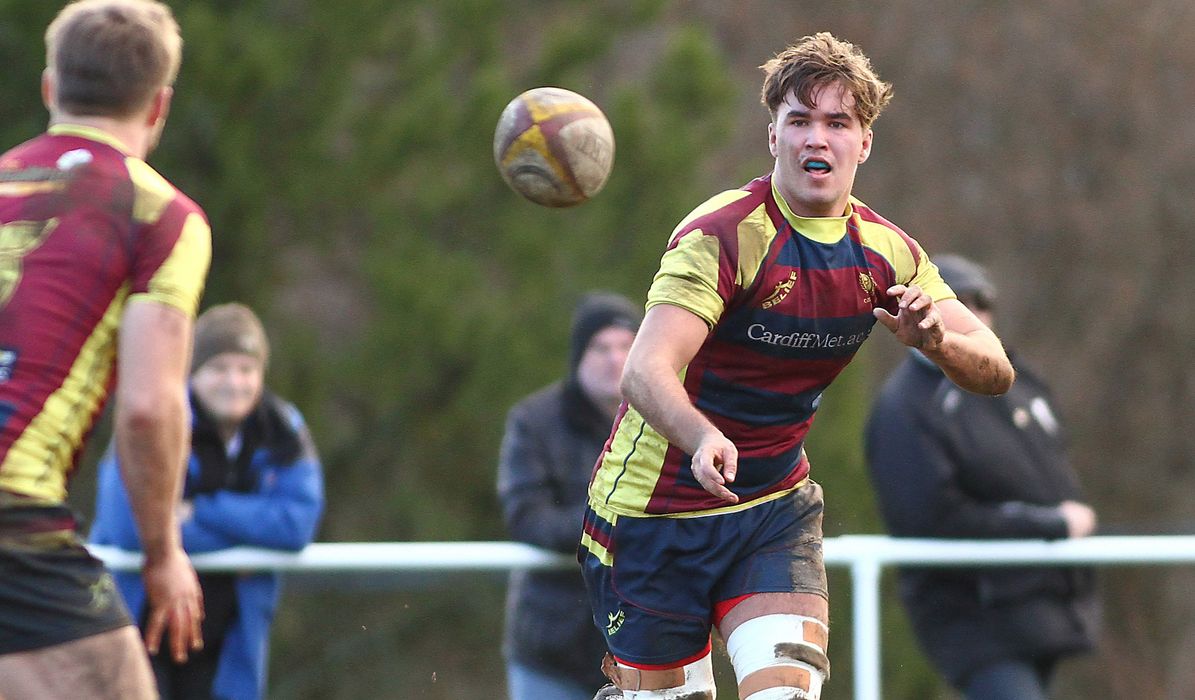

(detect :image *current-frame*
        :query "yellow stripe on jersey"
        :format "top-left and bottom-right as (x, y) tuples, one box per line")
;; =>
(580, 502), (618, 566)
(666, 482), (804, 519)
(734, 199), (778, 292)
(131, 212), (211, 316)
(774, 181), (852, 244)
(0, 288), (127, 503)
(590, 404), (672, 514)
(47, 124), (132, 154)
(0, 182), (65, 198)
(850, 197), (955, 303)
(580, 530), (613, 566)
(126, 157), (178, 224)
(669, 189), (752, 235)
(647, 231), (723, 327)
(646, 189), (779, 328)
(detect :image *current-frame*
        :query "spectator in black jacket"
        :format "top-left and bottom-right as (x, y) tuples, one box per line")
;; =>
(497, 292), (640, 700)
(864, 254), (1100, 700)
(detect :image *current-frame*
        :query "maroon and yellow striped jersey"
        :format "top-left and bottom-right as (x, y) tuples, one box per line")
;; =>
(587, 174), (952, 520)
(0, 124), (210, 506)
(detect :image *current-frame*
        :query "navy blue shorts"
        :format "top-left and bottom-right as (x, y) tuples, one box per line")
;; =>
(0, 533), (131, 654)
(579, 481), (827, 667)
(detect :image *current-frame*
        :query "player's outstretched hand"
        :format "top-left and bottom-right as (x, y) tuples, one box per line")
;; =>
(691, 430), (739, 503)
(873, 284), (945, 351)
(141, 545), (204, 663)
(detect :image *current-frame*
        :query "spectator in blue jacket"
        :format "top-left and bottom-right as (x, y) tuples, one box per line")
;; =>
(91, 303), (325, 700)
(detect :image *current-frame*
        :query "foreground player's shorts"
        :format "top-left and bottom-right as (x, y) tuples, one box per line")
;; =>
(580, 480), (827, 667)
(0, 505), (132, 655)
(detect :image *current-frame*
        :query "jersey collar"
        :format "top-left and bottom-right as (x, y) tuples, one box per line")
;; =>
(47, 124), (132, 155)
(771, 179), (853, 244)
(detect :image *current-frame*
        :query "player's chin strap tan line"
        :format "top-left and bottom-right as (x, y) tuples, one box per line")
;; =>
(596, 614), (829, 700)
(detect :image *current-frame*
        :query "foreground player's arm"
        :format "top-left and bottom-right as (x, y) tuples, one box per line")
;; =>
(115, 299), (203, 662)
(620, 303), (739, 503)
(874, 286), (1014, 395)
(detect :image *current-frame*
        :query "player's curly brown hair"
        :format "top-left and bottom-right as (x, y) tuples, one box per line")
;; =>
(760, 32), (893, 129)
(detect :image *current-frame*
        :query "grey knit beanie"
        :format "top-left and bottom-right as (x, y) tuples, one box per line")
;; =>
(190, 303), (269, 374)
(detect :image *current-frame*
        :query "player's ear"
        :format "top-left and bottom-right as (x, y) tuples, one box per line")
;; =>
(41, 70), (55, 112)
(858, 127), (873, 164)
(768, 120), (778, 158)
(147, 86), (173, 128)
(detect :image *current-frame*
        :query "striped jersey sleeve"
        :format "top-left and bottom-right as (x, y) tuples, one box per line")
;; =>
(646, 188), (777, 328)
(124, 157), (210, 316)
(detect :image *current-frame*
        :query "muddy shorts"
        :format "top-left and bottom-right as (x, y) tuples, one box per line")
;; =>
(579, 480), (827, 667)
(0, 520), (131, 655)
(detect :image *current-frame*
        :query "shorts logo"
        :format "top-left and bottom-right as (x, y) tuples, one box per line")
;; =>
(761, 271), (797, 309)
(89, 572), (117, 611)
(605, 609), (625, 636)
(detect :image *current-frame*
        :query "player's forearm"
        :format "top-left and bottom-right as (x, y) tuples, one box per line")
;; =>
(621, 356), (721, 455)
(115, 389), (189, 562)
(922, 327), (1014, 395)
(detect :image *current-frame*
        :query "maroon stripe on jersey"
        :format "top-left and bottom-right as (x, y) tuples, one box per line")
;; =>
(130, 196), (188, 294)
(862, 246), (900, 315)
(664, 184), (765, 304)
(644, 448), (810, 514)
(592, 401), (629, 480)
(0, 136), (133, 470)
(646, 443), (701, 514)
(0, 504), (80, 537)
(666, 186), (762, 250)
(701, 412), (814, 456)
(689, 341), (849, 397)
(582, 516), (613, 551)
(794, 266), (883, 316)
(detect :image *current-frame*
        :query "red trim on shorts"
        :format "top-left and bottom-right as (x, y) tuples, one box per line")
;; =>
(713, 593), (754, 626)
(614, 639), (712, 670)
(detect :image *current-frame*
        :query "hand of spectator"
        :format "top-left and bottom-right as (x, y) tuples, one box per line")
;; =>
(1058, 500), (1097, 538)
(873, 284), (945, 351)
(690, 430), (739, 504)
(141, 544), (204, 663)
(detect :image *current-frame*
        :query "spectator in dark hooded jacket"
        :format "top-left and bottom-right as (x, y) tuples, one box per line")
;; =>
(497, 292), (641, 700)
(865, 255), (1100, 700)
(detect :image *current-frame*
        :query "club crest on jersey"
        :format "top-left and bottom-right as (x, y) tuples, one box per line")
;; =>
(762, 271), (798, 309)
(859, 271), (878, 303)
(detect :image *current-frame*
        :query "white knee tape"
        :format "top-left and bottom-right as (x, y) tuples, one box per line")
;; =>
(742, 688), (818, 700)
(725, 614), (827, 699)
(619, 652), (716, 700)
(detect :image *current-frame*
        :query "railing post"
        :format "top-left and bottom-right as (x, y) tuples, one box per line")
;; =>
(851, 556), (882, 700)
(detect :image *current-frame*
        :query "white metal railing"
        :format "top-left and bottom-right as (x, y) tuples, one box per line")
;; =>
(89, 535), (1195, 700)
